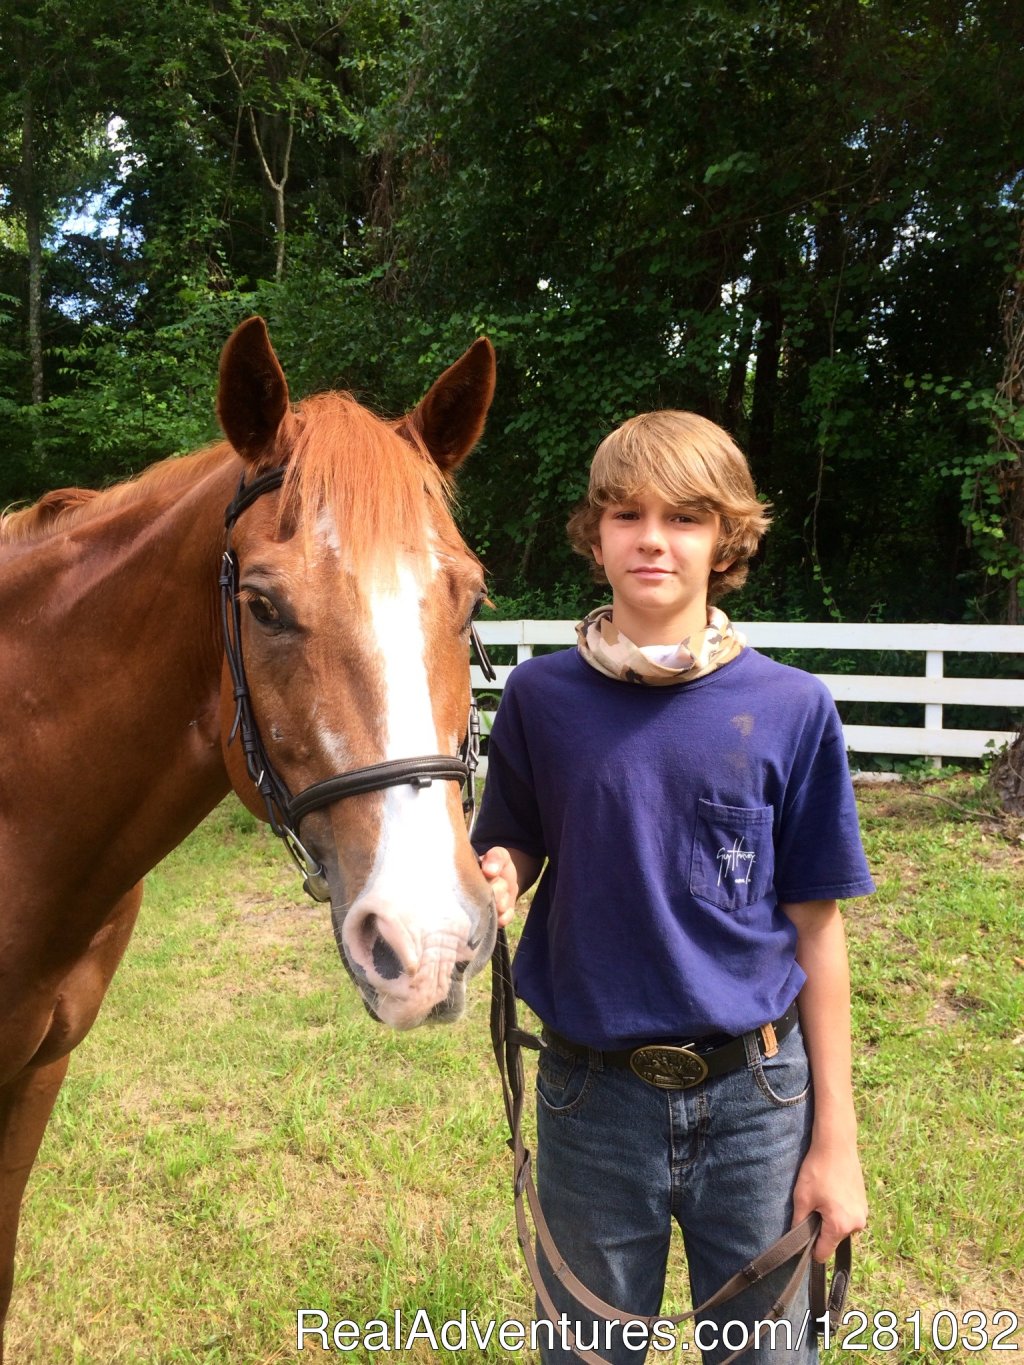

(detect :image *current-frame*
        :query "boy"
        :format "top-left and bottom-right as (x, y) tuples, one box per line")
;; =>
(476, 411), (873, 1364)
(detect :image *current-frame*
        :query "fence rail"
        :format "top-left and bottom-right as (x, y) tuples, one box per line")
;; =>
(473, 621), (1024, 762)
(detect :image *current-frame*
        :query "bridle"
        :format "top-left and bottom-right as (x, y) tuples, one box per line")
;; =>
(219, 465), (495, 903)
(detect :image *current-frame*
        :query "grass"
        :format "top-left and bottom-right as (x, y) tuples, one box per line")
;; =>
(7, 776), (1024, 1362)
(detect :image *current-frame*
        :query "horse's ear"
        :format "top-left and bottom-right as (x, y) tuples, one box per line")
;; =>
(401, 337), (496, 472)
(217, 316), (290, 464)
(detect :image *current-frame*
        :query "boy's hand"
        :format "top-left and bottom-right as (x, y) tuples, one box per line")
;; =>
(479, 846), (520, 927)
(792, 1137), (867, 1262)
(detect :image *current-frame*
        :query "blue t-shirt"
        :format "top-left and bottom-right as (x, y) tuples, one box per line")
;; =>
(472, 646), (874, 1048)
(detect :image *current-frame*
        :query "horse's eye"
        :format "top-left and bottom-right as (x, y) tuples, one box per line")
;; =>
(245, 592), (282, 628)
(463, 594), (486, 633)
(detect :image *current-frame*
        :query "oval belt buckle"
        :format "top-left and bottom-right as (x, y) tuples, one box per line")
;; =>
(629, 1044), (709, 1090)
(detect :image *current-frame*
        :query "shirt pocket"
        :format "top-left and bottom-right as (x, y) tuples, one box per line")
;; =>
(689, 799), (775, 912)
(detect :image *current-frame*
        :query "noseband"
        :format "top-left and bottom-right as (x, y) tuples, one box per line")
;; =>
(219, 466), (494, 902)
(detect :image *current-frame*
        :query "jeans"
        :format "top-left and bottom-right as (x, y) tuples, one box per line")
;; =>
(534, 1020), (816, 1364)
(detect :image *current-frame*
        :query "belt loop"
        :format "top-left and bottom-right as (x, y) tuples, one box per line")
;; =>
(760, 1020), (779, 1057)
(587, 1045), (605, 1073)
(741, 1030), (762, 1068)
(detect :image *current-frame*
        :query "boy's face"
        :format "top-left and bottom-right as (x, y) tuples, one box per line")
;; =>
(592, 492), (732, 643)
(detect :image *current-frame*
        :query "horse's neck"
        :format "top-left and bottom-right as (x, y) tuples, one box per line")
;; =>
(0, 456), (239, 910)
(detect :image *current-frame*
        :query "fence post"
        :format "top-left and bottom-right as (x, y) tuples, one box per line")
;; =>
(925, 650), (944, 769)
(517, 622), (533, 666)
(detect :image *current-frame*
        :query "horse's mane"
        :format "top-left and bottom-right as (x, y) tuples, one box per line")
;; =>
(0, 487), (104, 540)
(0, 394), (457, 570)
(0, 446), (231, 546)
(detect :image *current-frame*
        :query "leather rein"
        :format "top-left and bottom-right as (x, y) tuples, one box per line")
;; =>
(490, 928), (852, 1362)
(494, 928), (851, 1365)
(218, 465), (494, 902)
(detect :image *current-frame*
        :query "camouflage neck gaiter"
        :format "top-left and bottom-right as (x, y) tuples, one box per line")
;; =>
(575, 604), (745, 686)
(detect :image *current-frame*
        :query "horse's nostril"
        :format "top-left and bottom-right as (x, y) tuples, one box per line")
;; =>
(370, 932), (403, 981)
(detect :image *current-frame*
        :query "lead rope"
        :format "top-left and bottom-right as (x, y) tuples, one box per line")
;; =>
(489, 930), (851, 1361)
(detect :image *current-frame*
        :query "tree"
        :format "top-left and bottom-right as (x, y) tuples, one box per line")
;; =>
(0, 0), (398, 497)
(370, 0), (1024, 619)
(1, 0), (1022, 637)
(1, 0), (116, 405)
(987, 221), (1024, 814)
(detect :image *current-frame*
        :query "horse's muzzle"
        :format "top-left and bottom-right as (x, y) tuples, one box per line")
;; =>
(331, 888), (494, 1030)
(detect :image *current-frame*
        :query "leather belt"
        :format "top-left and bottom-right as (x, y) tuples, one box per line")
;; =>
(542, 999), (800, 1091)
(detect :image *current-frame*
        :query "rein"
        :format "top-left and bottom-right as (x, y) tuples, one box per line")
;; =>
(489, 928), (852, 1363)
(219, 466), (495, 901)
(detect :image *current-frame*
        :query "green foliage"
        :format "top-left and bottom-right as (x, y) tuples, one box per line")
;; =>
(1, 1), (1022, 623)
(908, 373), (1024, 617)
(368, 0), (1024, 618)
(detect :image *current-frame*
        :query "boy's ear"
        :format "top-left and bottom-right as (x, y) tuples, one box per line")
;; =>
(592, 540), (605, 566)
(712, 528), (735, 574)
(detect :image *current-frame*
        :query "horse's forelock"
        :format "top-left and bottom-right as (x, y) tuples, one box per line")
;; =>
(281, 393), (457, 579)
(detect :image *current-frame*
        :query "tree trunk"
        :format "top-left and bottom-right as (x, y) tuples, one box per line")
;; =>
(994, 219), (1024, 623)
(748, 282), (782, 478)
(989, 730), (1024, 816)
(987, 223), (1024, 812)
(21, 65), (44, 404)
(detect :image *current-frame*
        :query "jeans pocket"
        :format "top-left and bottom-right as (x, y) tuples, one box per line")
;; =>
(751, 1024), (811, 1108)
(536, 1043), (593, 1116)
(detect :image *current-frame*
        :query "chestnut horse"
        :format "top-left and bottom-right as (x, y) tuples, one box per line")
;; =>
(0, 317), (497, 1357)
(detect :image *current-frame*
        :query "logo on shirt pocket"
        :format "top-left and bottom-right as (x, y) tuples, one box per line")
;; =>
(689, 799), (774, 912)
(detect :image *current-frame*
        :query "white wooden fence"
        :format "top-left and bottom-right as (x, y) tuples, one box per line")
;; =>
(473, 621), (1024, 763)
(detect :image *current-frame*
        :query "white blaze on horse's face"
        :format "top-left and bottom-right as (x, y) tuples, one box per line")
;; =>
(284, 493), (493, 1029)
(334, 559), (482, 1028)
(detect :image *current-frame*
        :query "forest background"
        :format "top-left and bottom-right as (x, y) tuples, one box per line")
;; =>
(2, 0), (1023, 626)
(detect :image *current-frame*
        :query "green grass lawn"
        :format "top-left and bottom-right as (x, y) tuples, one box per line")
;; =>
(8, 776), (1023, 1362)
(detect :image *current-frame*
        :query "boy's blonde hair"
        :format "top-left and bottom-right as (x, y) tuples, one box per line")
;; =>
(567, 410), (771, 601)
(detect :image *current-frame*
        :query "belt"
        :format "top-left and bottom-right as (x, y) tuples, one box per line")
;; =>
(542, 999), (800, 1091)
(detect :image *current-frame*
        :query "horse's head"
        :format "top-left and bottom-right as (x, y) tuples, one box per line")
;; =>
(216, 317), (497, 1028)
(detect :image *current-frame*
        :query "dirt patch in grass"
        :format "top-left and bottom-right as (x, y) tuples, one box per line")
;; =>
(218, 895), (334, 997)
(857, 776), (1024, 864)
(893, 1256), (1024, 1337)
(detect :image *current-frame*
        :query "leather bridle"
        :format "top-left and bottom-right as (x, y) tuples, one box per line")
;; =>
(219, 465), (495, 903)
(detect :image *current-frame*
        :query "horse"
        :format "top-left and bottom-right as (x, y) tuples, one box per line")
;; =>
(0, 316), (498, 1358)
